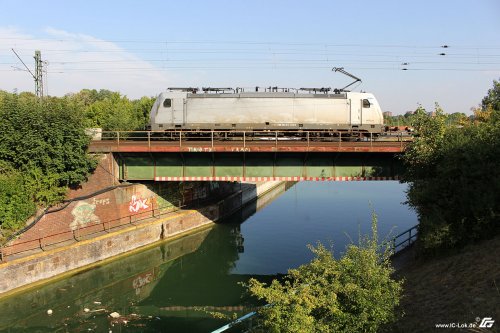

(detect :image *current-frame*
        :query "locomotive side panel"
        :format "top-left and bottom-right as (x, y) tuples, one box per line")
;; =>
(185, 97), (296, 125)
(185, 96), (350, 129)
(150, 91), (384, 134)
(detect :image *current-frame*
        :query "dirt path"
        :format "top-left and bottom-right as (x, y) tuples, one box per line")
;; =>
(386, 235), (500, 332)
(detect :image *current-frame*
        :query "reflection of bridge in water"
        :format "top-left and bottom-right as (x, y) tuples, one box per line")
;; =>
(0, 180), (292, 332)
(89, 131), (408, 182)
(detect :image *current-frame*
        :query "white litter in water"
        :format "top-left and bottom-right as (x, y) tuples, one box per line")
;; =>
(47, 309), (53, 315)
(109, 312), (120, 318)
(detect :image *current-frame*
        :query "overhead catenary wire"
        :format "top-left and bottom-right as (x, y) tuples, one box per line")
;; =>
(1, 38), (499, 74)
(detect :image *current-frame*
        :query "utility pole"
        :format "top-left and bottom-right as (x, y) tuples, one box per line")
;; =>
(11, 48), (45, 98)
(34, 50), (44, 98)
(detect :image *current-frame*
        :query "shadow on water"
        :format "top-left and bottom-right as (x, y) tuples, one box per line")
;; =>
(0, 182), (294, 333)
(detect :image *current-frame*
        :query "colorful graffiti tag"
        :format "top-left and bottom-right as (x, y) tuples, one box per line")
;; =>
(129, 195), (151, 213)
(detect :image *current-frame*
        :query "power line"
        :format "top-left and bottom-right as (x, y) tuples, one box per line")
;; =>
(11, 48), (36, 78)
(11, 48), (45, 97)
(2, 37), (500, 50)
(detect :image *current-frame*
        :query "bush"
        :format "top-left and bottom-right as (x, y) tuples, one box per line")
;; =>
(246, 215), (402, 333)
(402, 100), (500, 255)
(0, 92), (98, 234)
(0, 161), (35, 235)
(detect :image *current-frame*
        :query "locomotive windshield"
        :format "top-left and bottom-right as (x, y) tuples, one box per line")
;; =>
(163, 98), (172, 108)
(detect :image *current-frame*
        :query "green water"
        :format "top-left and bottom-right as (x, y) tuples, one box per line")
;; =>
(0, 181), (417, 332)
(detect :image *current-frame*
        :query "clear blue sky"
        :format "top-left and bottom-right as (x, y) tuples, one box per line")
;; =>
(1, 0), (499, 114)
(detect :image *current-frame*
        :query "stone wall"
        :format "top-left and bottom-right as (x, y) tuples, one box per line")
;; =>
(3, 154), (240, 257)
(0, 152), (286, 296)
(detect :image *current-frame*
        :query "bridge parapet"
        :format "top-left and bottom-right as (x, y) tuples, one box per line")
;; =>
(88, 130), (409, 154)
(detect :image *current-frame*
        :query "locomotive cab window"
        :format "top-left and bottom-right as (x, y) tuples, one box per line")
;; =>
(163, 98), (172, 108)
(362, 99), (371, 108)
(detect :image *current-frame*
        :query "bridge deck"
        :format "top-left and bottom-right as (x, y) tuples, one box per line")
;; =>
(89, 140), (407, 153)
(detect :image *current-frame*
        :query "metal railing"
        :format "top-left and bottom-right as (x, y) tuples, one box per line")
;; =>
(391, 225), (418, 254)
(0, 204), (181, 262)
(93, 130), (410, 150)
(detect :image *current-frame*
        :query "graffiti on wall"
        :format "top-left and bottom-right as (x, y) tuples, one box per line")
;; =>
(129, 194), (152, 213)
(91, 197), (111, 206)
(132, 270), (155, 295)
(70, 201), (100, 231)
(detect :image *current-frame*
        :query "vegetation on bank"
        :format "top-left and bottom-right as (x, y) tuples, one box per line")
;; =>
(246, 215), (403, 333)
(384, 109), (469, 127)
(0, 90), (155, 240)
(242, 79), (499, 331)
(401, 79), (500, 255)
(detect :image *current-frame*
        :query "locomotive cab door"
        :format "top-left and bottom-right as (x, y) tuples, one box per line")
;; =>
(171, 93), (187, 126)
(349, 99), (362, 126)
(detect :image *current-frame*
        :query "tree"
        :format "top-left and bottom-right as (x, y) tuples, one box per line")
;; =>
(246, 215), (402, 333)
(401, 104), (447, 181)
(0, 92), (97, 208)
(481, 79), (500, 112)
(74, 91), (150, 131)
(401, 97), (500, 254)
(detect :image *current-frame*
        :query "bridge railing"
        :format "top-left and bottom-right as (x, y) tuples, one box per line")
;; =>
(96, 130), (410, 149)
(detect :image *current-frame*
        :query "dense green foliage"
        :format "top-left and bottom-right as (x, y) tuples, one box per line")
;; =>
(0, 92), (97, 236)
(481, 79), (500, 111)
(402, 81), (500, 255)
(384, 111), (468, 127)
(0, 89), (155, 237)
(0, 161), (36, 231)
(68, 89), (154, 131)
(246, 216), (402, 333)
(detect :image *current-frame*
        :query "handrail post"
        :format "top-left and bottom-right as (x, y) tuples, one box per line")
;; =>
(339, 132), (342, 147)
(243, 131), (246, 148)
(307, 131), (309, 148)
(275, 131), (278, 148)
(147, 131), (151, 149)
(117, 131), (120, 146)
(211, 130), (214, 148)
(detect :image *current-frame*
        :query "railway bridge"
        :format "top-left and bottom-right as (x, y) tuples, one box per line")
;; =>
(88, 130), (409, 182)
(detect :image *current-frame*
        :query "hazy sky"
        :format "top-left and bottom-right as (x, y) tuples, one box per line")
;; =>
(1, 0), (499, 114)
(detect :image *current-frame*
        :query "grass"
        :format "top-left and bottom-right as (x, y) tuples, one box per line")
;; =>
(385, 234), (500, 333)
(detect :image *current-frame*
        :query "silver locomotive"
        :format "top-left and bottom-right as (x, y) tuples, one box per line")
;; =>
(149, 86), (384, 138)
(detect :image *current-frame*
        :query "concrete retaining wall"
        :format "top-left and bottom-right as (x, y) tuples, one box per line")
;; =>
(0, 180), (285, 297)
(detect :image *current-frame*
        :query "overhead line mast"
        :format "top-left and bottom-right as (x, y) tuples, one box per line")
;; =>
(34, 50), (44, 98)
(11, 48), (45, 97)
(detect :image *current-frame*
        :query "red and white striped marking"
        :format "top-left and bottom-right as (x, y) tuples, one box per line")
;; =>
(153, 176), (399, 181)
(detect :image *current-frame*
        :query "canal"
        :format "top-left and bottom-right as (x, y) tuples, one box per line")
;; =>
(0, 181), (417, 332)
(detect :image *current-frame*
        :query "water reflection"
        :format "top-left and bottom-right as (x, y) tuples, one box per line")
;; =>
(0, 181), (416, 333)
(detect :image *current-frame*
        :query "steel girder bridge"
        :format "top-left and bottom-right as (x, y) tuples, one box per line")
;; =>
(88, 131), (409, 182)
